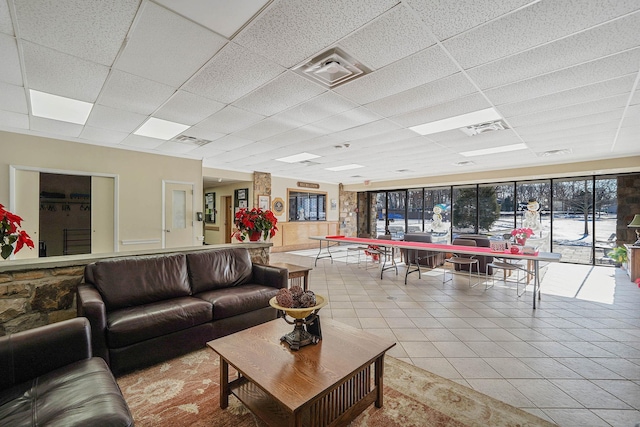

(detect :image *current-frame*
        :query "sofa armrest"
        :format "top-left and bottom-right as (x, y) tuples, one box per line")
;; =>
(77, 284), (110, 365)
(0, 317), (91, 389)
(252, 263), (288, 289)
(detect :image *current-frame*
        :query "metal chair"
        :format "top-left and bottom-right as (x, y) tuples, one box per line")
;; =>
(485, 259), (526, 295)
(403, 233), (439, 284)
(346, 233), (371, 267)
(443, 238), (480, 287)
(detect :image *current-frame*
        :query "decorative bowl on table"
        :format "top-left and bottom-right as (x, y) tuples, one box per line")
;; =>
(269, 294), (327, 350)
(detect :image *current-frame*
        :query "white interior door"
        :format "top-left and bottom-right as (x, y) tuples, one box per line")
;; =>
(164, 182), (193, 248)
(92, 176), (115, 253)
(12, 169), (39, 259)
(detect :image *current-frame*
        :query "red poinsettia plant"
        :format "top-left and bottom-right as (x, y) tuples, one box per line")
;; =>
(0, 204), (34, 259)
(231, 207), (278, 242)
(511, 227), (534, 241)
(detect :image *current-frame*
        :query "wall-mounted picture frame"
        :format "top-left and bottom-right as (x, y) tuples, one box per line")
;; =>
(237, 189), (246, 200)
(258, 195), (270, 210)
(204, 192), (215, 223)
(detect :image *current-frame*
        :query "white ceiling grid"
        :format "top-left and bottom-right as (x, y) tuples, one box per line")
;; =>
(0, 0), (638, 185)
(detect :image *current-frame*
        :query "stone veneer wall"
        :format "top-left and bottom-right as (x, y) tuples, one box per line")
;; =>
(253, 171), (271, 208)
(0, 244), (270, 336)
(617, 174), (640, 246)
(339, 184), (357, 236)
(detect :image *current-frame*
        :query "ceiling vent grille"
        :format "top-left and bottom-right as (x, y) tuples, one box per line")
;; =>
(293, 47), (369, 88)
(539, 148), (572, 157)
(460, 119), (509, 136)
(172, 134), (212, 146)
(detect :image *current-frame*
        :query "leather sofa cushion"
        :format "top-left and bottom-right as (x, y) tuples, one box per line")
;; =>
(187, 248), (252, 294)
(107, 297), (212, 348)
(0, 358), (132, 427)
(196, 284), (279, 320)
(86, 253), (191, 311)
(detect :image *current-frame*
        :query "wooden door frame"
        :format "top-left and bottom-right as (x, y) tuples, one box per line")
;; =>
(162, 180), (196, 248)
(9, 165), (119, 254)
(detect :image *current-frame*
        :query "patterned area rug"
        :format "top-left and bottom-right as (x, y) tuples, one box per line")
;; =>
(117, 348), (556, 427)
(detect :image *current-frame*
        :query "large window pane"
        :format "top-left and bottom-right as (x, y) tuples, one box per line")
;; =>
(483, 183), (515, 238)
(407, 189), (424, 233)
(387, 191), (406, 239)
(516, 181), (551, 251)
(552, 178), (593, 264)
(288, 191), (326, 221)
(594, 177), (617, 265)
(375, 192), (386, 237)
(425, 188), (451, 243)
(452, 185), (477, 236)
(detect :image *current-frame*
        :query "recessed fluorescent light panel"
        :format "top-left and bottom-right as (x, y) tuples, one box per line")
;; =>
(409, 108), (502, 136)
(460, 143), (528, 157)
(275, 152), (320, 163)
(325, 164), (364, 172)
(134, 117), (190, 140)
(29, 89), (94, 125)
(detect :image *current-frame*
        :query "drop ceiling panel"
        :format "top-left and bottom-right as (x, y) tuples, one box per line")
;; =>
(467, 12), (640, 90)
(183, 42), (284, 104)
(99, 70), (176, 115)
(0, 81), (27, 113)
(13, 0), (139, 65)
(79, 126), (128, 145)
(190, 135), (254, 156)
(196, 106), (264, 134)
(0, 33), (23, 85)
(179, 126), (225, 143)
(154, 91), (224, 125)
(334, 45), (460, 104)
(432, 129), (520, 151)
(114, 2), (226, 87)
(22, 42), (109, 102)
(120, 134), (165, 150)
(405, 0), (534, 41)
(30, 116), (82, 137)
(486, 48), (640, 105)
(233, 0), (398, 68)
(334, 119), (401, 142)
(0, 0), (13, 35)
(233, 116), (298, 141)
(518, 116), (622, 139)
(155, 140), (199, 155)
(312, 107), (381, 133)
(338, 4), (436, 70)
(260, 125), (326, 147)
(443, 0), (640, 69)
(366, 73), (477, 117)
(0, 110), (28, 129)
(233, 71), (325, 116)
(86, 104), (147, 133)
(392, 93), (492, 128)
(274, 92), (358, 126)
(499, 75), (636, 118)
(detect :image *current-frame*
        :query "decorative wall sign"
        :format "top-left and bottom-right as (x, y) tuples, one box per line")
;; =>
(272, 197), (285, 215)
(297, 181), (319, 189)
(258, 195), (270, 210)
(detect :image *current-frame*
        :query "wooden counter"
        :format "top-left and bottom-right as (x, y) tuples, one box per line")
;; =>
(625, 244), (640, 281)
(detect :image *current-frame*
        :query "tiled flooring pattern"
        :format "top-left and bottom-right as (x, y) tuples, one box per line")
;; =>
(270, 247), (640, 427)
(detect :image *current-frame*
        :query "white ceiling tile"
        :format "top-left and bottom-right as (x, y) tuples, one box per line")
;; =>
(0, 109), (28, 129)
(154, 0), (268, 39)
(13, 0), (139, 65)
(0, 33), (23, 85)
(114, 2), (227, 87)
(499, 75), (636, 118)
(119, 134), (165, 150)
(392, 93), (491, 128)
(339, 4), (436, 69)
(432, 129), (520, 151)
(260, 125), (326, 147)
(334, 45), (459, 104)
(178, 126), (225, 143)
(347, 129), (416, 148)
(313, 107), (382, 133)
(30, 116), (82, 137)
(366, 73), (477, 117)
(333, 119), (401, 142)
(233, 116), (297, 141)
(0, 0), (13, 35)
(443, 0), (640, 69)
(274, 92), (358, 126)
(98, 70), (176, 115)
(196, 105), (264, 134)
(234, 0), (398, 68)
(486, 48), (640, 105)
(518, 115), (622, 139)
(79, 126), (128, 145)
(406, 0), (533, 40)
(467, 11), (640, 90)
(0, 81), (27, 113)
(190, 135), (254, 156)
(86, 104), (147, 133)
(615, 125), (640, 154)
(183, 42), (285, 103)
(154, 91), (224, 125)
(22, 41), (109, 102)
(233, 71), (325, 116)
(155, 140), (199, 154)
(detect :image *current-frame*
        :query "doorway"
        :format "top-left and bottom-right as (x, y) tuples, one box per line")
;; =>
(163, 181), (194, 248)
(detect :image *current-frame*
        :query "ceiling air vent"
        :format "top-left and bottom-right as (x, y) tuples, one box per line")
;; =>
(453, 161), (475, 167)
(460, 120), (509, 136)
(539, 148), (572, 157)
(172, 134), (212, 146)
(300, 160), (320, 166)
(293, 47), (370, 88)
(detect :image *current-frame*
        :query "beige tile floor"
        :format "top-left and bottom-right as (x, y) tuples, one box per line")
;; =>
(270, 247), (640, 427)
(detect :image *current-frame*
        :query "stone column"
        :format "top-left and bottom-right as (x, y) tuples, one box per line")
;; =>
(339, 184), (357, 237)
(253, 171), (271, 208)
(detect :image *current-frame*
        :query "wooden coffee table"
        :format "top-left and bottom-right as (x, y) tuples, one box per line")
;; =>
(207, 318), (396, 427)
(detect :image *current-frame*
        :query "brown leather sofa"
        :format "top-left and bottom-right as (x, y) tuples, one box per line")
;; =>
(0, 317), (133, 426)
(78, 247), (288, 375)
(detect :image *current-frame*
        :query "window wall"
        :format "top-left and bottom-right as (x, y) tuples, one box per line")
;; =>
(359, 173), (624, 266)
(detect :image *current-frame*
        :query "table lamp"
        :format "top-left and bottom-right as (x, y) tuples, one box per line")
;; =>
(628, 214), (640, 245)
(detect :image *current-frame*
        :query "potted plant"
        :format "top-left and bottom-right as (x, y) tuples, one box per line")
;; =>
(231, 207), (278, 242)
(0, 204), (34, 259)
(606, 246), (628, 267)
